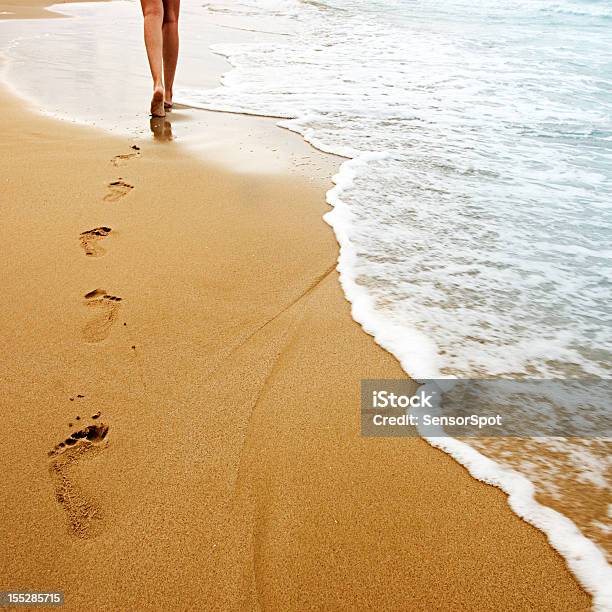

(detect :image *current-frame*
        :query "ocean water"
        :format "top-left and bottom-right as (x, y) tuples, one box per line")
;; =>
(181, 0), (612, 601)
(1, 0), (611, 604)
(186, 0), (612, 380)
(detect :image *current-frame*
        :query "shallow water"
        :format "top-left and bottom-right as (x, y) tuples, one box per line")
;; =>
(186, 0), (612, 380)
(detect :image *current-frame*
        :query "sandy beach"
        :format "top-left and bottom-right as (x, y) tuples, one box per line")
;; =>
(0, 2), (595, 610)
(0, 0), (106, 19)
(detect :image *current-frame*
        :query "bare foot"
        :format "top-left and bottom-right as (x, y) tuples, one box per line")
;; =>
(150, 87), (165, 117)
(164, 89), (173, 110)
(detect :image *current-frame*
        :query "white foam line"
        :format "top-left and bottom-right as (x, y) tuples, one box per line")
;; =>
(321, 153), (443, 379)
(324, 155), (612, 610)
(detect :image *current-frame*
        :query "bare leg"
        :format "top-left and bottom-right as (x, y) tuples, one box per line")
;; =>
(140, 0), (165, 117)
(162, 0), (180, 107)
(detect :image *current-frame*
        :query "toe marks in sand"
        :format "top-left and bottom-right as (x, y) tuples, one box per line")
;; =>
(103, 179), (133, 202)
(49, 423), (109, 457)
(48, 418), (109, 539)
(79, 226), (111, 257)
(82, 289), (122, 343)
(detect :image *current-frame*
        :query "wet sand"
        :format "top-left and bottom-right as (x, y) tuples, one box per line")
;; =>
(0, 2), (592, 610)
(0, 0), (107, 19)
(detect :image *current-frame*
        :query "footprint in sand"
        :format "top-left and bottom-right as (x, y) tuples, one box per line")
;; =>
(103, 179), (133, 202)
(111, 145), (140, 167)
(82, 289), (122, 343)
(48, 420), (109, 539)
(79, 226), (112, 257)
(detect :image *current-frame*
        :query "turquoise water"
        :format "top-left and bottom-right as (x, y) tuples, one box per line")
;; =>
(183, 0), (612, 380)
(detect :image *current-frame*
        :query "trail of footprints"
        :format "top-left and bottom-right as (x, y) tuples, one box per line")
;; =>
(51, 145), (140, 537)
(78, 145), (139, 339)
